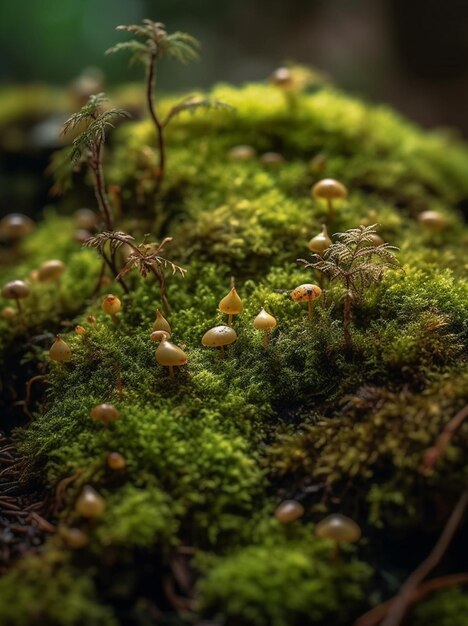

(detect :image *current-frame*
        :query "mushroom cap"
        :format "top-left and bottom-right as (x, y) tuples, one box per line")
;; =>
(37, 259), (66, 282)
(156, 339), (188, 367)
(74, 228), (93, 244)
(315, 514), (361, 543)
(367, 233), (385, 246)
(275, 499), (305, 524)
(75, 485), (106, 518)
(0, 213), (34, 239)
(90, 403), (120, 424)
(87, 315), (97, 325)
(253, 308), (277, 331)
(312, 178), (348, 201)
(308, 224), (332, 254)
(75, 325), (86, 335)
(291, 284), (322, 303)
(219, 287), (243, 315)
(1, 280), (30, 300)
(61, 527), (89, 548)
(73, 208), (98, 230)
(418, 210), (447, 232)
(102, 294), (121, 316)
(150, 330), (170, 342)
(227, 145), (256, 161)
(260, 152), (285, 165)
(107, 452), (126, 470)
(2, 306), (16, 320)
(202, 325), (238, 347)
(153, 309), (171, 335)
(49, 336), (72, 362)
(270, 66), (293, 87)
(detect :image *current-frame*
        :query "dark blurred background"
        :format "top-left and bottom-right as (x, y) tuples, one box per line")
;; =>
(1, 0), (468, 134)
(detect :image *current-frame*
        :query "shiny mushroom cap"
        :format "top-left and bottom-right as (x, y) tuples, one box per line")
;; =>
(227, 145), (256, 161)
(275, 499), (305, 524)
(202, 325), (237, 347)
(291, 284), (322, 303)
(102, 294), (121, 316)
(219, 287), (243, 315)
(0, 213), (34, 240)
(90, 403), (120, 425)
(75, 485), (106, 518)
(270, 67), (293, 87)
(155, 339), (188, 367)
(312, 179), (348, 201)
(49, 336), (72, 362)
(253, 308), (277, 331)
(308, 224), (332, 254)
(153, 309), (171, 336)
(73, 208), (98, 230)
(150, 330), (170, 342)
(418, 210), (447, 232)
(1, 280), (30, 300)
(315, 514), (361, 543)
(107, 452), (126, 470)
(37, 259), (66, 282)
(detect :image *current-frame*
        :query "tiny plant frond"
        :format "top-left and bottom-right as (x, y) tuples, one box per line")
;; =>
(105, 40), (149, 66)
(163, 96), (235, 127)
(61, 93), (109, 136)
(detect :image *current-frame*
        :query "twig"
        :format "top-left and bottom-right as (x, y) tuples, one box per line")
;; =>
(421, 404), (468, 472)
(23, 375), (47, 420)
(377, 490), (468, 626)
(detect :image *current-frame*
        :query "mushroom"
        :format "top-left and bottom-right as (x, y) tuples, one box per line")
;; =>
(87, 315), (97, 325)
(253, 308), (277, 346)
(308, 224), (332, 255)
(260, 152), (285, 166)
(315, 513), (361, 560)
(270, 67), (293, 88)
(219, 287), (243, 326)
(75, 485), (106, 519)
(73, 208), (98, 231)
(202, 325), (237, 358)
(368, 233), (385, 246)
(227, 145), (256, 161)
(418, 210), (447, 232)
(311, 179), (348, 222)
(90, 403), (120, 427)
(75, 325), (86, 336)
(291, 284), (322, 320)
(2, 306), (16, 320)
(1, 280), (30, 329)
(150, 330), (170, 342)
(0, 213), (34, 242)
(37, 259), (66, 283)
(49, 336), (72, 363)
(275, 499), (305, 524)
(102, 294), (121, 325)
(107, 452), (126, 470)
(61, 527), (89, 549)
(155, 336), (188, 379)
(153, 309), (171, 336)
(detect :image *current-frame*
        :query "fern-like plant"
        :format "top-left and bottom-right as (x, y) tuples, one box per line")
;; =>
(85, 231), (186, 313)
(298, 225), (400, 346)
(107, 19), (233, 193)
(61, 93), (130, 230)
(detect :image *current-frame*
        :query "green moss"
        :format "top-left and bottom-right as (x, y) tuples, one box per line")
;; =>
(412, 588), (468, 626)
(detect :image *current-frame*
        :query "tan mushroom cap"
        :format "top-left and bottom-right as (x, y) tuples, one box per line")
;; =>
(270, 67), (293, 87)
(227, 145), (256, 161)
(219, 287), (243, 315)
(315, 514), (361, 543)
(418, 210), (447, 232)
(153, 309), (171, 336)
(155, 339), (188, 367)
(90, 403), (120, 425)
(73, 208), (98, 230)
(150, 330), (170, 342)
(202, 325), (238, 347)
(1, 280), (30, 300)
(102, 294), (121, 316)
(2, 306), (17, 320)
(275, 500), (304, 524)
(107, 452), (126, 470)
(61, 527), (89, 549)
(291, 284), (322, 303)
(49, 336), (72, 362)
(308, 224), (332, 254)
(312, 179), (348, 201)
(0, 213), (34, 239)
(253, 308), (277, 331)
(260, 152), (285, 165)
(75, 485), (106, 518)
(37, 259), (66, 282)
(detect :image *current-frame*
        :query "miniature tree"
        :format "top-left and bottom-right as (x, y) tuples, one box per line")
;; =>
(107, 19), (232, 193)
(61, 93), (130, 231)
(298, 225), (399, 346)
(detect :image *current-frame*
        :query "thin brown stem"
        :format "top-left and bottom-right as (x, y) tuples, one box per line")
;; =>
(168, 365), (174, 379)
(263, 330), (269, 347)
(379, 490), (468, 626)
(307, 299), (313, 320)
(146, 50), (165, 193)
(90, 143), (113, 230)
(421, 404), (468, 472)
(327, 198), (334, 222)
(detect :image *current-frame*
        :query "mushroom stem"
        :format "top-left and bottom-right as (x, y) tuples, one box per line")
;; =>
(227, 313), (233, 326)
(168, 365), (174, 379)
(308, 300), (313, 320)
(110, 313), (119, 326)
(15, 298), (28, 334)
(263, 329), (269, 347)
(331, 541), (342, 563)
(220, 345), (225, 359)
(327, 198), (334, 222)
